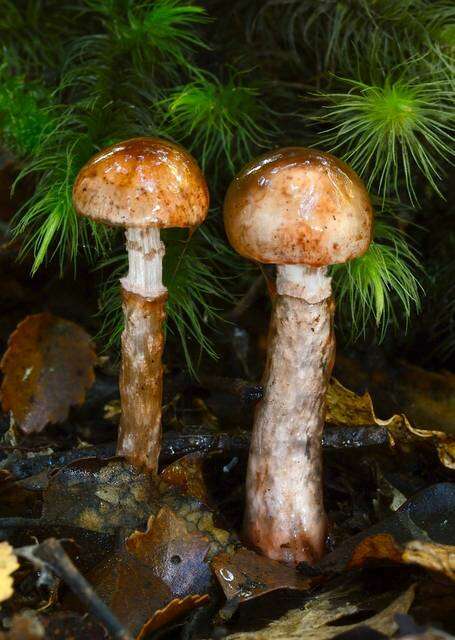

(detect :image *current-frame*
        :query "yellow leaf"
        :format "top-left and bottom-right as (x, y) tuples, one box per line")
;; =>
(0, 542), (19, 603)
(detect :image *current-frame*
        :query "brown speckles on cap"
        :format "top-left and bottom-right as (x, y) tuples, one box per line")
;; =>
(73, 137), (209, 228)
(223, 147), (373, 266)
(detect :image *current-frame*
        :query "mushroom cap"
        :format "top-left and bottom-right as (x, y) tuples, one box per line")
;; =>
(73, 137), (209, 228)
(223, 147), (373, 266)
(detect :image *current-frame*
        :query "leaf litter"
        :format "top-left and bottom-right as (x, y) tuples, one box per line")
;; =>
(0, 315), (455, 638)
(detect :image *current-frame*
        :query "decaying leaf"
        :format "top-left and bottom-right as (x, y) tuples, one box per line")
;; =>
(41, 612), (108, 639)
(87, 506), (211, 637)
(161, 453), (210, 505)
(0, 611), (108, 640)
(0, 611), (44, 640)
(42, 458), (236, 556)
(42, 459), (156, 534)
(0, 313), (96, 433)
(348, 534), (455, 581)
(0, 541), (19, 603)
(317, 483), (455, 576)
(326, 378), (455, 469)
(336, 356), (455, 433)
(136, 595), (208, 639)
(212, 548), (316, 603)
(225, 583), (416, 639)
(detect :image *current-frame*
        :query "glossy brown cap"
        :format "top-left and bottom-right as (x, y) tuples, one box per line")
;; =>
(223, 147), (373, 266)
(73, 138), (209, 228)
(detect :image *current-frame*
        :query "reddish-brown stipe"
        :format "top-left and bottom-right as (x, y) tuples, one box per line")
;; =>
(117, 290), (167, 473)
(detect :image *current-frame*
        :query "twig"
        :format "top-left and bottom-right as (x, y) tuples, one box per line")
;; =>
(16, 538), (133, 640)
(2, 424), (388, 481)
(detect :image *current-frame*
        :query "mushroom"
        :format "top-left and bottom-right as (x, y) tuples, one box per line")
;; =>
(73, 138), (209, 473)
(223, 147), (373, 564)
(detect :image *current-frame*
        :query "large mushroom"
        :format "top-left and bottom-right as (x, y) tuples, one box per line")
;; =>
(224, 147), (373, 565)
(73, 138), (209, 473)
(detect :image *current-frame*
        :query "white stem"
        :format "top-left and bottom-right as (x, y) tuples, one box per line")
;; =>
(244, 263), (335, 565)
(276, 264), (332, 303)
(121, 227), (167, 299)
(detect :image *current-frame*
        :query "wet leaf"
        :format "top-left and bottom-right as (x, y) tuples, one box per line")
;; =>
(88, 506), (211, 637)
(161, 453), (210, 505)
(0, 611), (108, 640)
(41, 458), (236, 556)
(212, 548), (317, 603)
(326, 379), (455, 469)
(0, 313), (96, 434)
(317, 483), (455, 575)
(348, 534), (455, 581)
(0, 541), (19, 603)
(337, 356), (455, 434)
(42, 612), (108, 639)
(136, 595), (209, 639)
(42, 459), (156, 534)
(224, 584), (416, 639)
(0, 611), (44, 640)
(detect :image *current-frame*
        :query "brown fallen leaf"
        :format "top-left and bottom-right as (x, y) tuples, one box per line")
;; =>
(41, 458), (236, 556)
(137, 595), (208, 639)
(87, 506), (211, 637)
(0, 541), (19, 603)
(0, 611), (44, 640)
(0, 313), (96, 433)
(161, 453), (210, 505)
(336, 355), (455, 433)
(42, 459), (157, 535)
(42, 612), (108, 639)
(212, 548), (317, 603)
(347, 534), (455, 581)
(225, 583), (415, 639)
(326, 378), (455, 469)
(0, 611), (109, 640)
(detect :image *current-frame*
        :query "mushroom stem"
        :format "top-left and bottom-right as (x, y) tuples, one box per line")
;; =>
(122, 227), (166, 299)
(244, 265), (335, 565)
(117, 227), (167, 473)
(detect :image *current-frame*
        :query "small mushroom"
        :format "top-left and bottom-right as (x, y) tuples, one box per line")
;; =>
(73, 138), (209, 473)
(224, 147), (373, 564)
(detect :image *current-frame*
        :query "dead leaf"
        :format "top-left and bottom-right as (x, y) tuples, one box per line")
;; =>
(41, 458), (236, 556)
(348, 534), (455, 581)
(42, 459), (156, 534)
(87, 506), (211, 637)
(0, 611), (44, 640)
(225, 584), (416, 639)
(347, 533), (404, 568)
(136, 595), (209, 639)
(317, 483), (455, 576)
(0, 541), (19, 603)
(42, 612), (109, 639)
(338, 356), (455, 433)
(212, 548), (317, 603)
(0, 313), (96, 433)
(403, 541), (455, 580)
(161, 453), (210, 505)
(326, 378), (455, 469)
(0, 611), (108, 640)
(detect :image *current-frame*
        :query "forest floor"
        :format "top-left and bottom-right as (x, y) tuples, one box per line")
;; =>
(0, 159), (455, 640)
